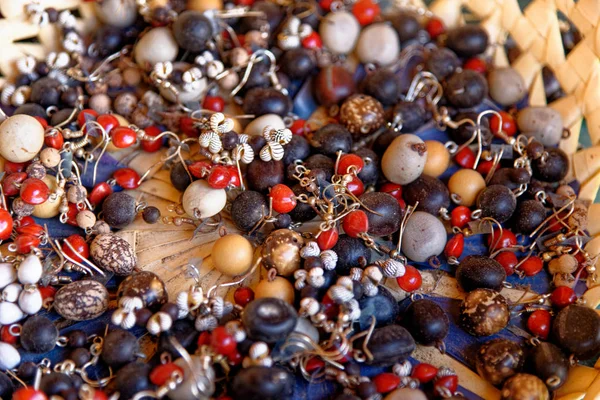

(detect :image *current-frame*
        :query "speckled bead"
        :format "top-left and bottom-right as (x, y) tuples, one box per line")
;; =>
(340, 95), (385, 137)
(261, 229), (304, 277)
(91, 234), (137, 276)
(460, 289), (509, 337)
(54, 280), (109, 321)
(117, 271), (168, 309)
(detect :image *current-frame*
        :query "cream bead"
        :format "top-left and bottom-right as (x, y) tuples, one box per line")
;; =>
(2, 283), (21, 302)
(33, 175), (62, 219)
(320, 11), (360, 55)
(423, 140), (450, 177)
(448, 169), (486, 207)
(244, 114), (286, 136)
(356, 23), (400, 67)
(401, 211), (447, 262)
(255, 277), (295, 304)
(18, 254), (43, 284)
(94, 0), (138, 28)
(212, 234), (254, 276)
(0, 115), (45, 162)
(40, 147), (61, 168)
(18, 286), (43, 315)
(0, 342), (21, 371)
(182, 180), (227, 219)
(0, 262), (16, 289)
(385, 388), (427, 400)
(134, 27), (179, 70)
(382, 134), (427, 185)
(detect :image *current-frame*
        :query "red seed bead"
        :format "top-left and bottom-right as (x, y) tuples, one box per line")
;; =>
(302, 31), (323, 49)
(319, 0), (334, 11)
(343, 210), (369, 238)
(45, 129), (64, 149)
(228, 349), (243, 366)
(1, 325), (18, 344)
(450, 206), (471, 229)
(20, 178), (49, 205)
(463, 58), (487, 74)
(234, 287), (254, 307)
(15, 234), (41, 254)
(77, 109), (98, 128)
(490, 111), (517, 137)
(494, 251), (518, 276)
(207, 166), (232, 189)
(226, 166), (241, 188)
(150, 362), (184, 386)
(111, 126), (137, 148)
(64, 203), (79, 226)
(16, 223), (44, 237)
(305, 357), (325, 373)
(4, 161), (26, 174)
(346, 175), (364, 196)
(550, 286), (577, 308)
(321, 294), (339, 319)
(527, 309), (551, 340)
(380, 182), (402, 201)
(89, 182), (113, 206)
(317, 228), (339, 251)
(352, 0), (380, 25)
(0, 209), (13, 241)
(13, 387), (48, 400)
(189, 161), (213, 179)
(290, 119), (307, 135)
(210, 326), (237, 356)
(270, 184), (297, 214)
(96, 114), (119, 134)
(435, 375), (458, 394)
(141, 126), (163, 152)
(487, 228), (517, 251)
(519, 256), (544, 277)
(454, 146), (476, 169)
(34, 116), (48, 130)
(444, 233), (464, 259)
(337, 154), (364, 175)
(3, 172), (28, 196)
(114, 168), (141, 189)
(198, 331), (211, 346)
(396, 265), (422, 292)
(18, 216), (36, 227)
(373, 373), (400, 393)
(202, 96), (226, 112)
(92, 390), (108, 400)
(426, 17), (445, 39)
(38, 286), (57, 303)
(411, 363), (438, 383)
(235, 0), (254, 5)
(62, 234), (89, 263)
(180, 116), (199, 137)
(477, 160), (494, 176)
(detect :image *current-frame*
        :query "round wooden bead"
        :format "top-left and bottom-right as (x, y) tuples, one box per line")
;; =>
(76, 210), (97, 229)
(212, 234), (254, 277)
(340, 95), (385, 136)
(385, 388), (427, 400)
(187, 0), (222, 11)
(32, 175), (62, 219)
(356, 23), (400, 66)
(261, 229), (304, 277)
(401, 211), (447, 262)
(382, 134), (427, 185)
(94, 0), (138, 27)
(244, 114), (286, 136)
(102, 192), (137, 229)
(517, 107), (563, 147)
(500, 374), (549, 400)
(255, 276), (295, 304)
(488, 68), (527, 106)
(0, 115), (44, 163)
(423, 140), (450, 177)
(319, 11), (360, 55)
(91, 234), (137, 276)
(134, 27), (179, 70)
(475, 339), (525, 386)
(182, 180), (227, 219)
(40, 147), (61, 168)
(448, 169), (486, 207)
(54, 280), (109, 321)
(460, 289), (509, 337)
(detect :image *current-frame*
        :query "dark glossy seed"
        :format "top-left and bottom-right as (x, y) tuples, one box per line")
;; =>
(142, 206), (161, 224)
(94, 26), (124, 57)
(67, 330), (88, 348)
(240, 1), (284, 34)
(102, 192), (137, 229)
(449, 112), (491, 144)
(391, 101), (429, 133)
(532, 148), (569, 182)
(40, 372), (73, 395)
(355, 148), (379, 186)
(247, 159), (285, 192)
(101, 329), (139, 367)
(304, 154), (335, 182)
(389, 12), (421, 42)
(446, 25), (489, 57)
(280, 48), (315, 80)
(529, 342), (569, 390)
(20, 315), (58, 353)
(273, 213), (292, 229)
(527, 141), (545, 160)
(488, 168), (529, 191)
(361, 69), (400, 106)
(30, 77), (62, 107)
(0, 372), (14, 399)
(314, 65), (356, 106)
(230, 366), (294, 400)
(364, 324), (416, 366)
(13, 103), (47, 118)
(359, 192), (402, 236)
(70, 348), (91, 367)
(283, 135), (310, 166)
(115, 362), (154, 400)
(248, 134), (267, 154)
(358, 286), (400, 330)
(242, 298), (298, 343)
(170, 162), (191, 191)
(61, 87), (80, 107)
(51, 108), (76, 127)
(477, 185), (517, 223)
(17, 361), (38, 381)
(221, 131), (239, 150)
(243, 87), (292, 117)
(542, 66), (562, 101)
(157, 319), (198, 356)
(118, 271), (168, 310)
(172, 10), (213, 52)
(402, 299), (449, 346)
(311, 124), (353, 156)
(14, 74), (31, 87)
(426, 48), (461, 80)
(456, 255), (506, 292)
(552, 305), (600, 360)
(475, 339), (524, 386)
(231, 190), (268, 231)
(403, 175), (450, 216)
(357, 381), (378, 399)
(512, 200), (546, 234)
(373, 129), (401, 155)
(332, 235), (371, 275)
(287, 184), (318, 222)
(444, 70), (488, 108)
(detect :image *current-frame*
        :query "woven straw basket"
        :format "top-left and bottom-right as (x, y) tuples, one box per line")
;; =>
(1, 0), (600, 399)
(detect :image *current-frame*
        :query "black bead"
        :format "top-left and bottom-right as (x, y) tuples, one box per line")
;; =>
(67, 329), (88, 348)
(170, 162), (192, 191)
(94, 26), (124, 57)
(528, 342), (569, 390)
(355, 148), (379, 186)
(449, 112), (491, 144)
(283, 135), (310, 166)
(115, 362), (154, 400)
(552, 305), (600, 360)
(161, 302), (179, 321)
(532, 148), (569, 182)
(35, 61), (50, 76)
(311, 124), (352, 156)
(14, 73), (31, 87)
(300, 285), (319, 299)
(171, 69), (185, 85)
(332, 235), (371, 275)
(477, 185), (517, 223)
(102, 192), (137, 229)
(40, 372), (73, 395)
(373, 129), (401, 155)
(363, 324), (416, 366)
(230, 366), (294, 400)
(30, 77), (62, 107)
(46, 7), (59, 22)
(231, 190), (268, 231)
(221, 130), (239, 150)
(403, 175), (450, 215)
(402, 299), (449, 347)
(526, 141), (545, 160)
(512, 200), (546, 234)
(426, 48), (461, 80)
(389, 12), (421, 42)
(287, 184), (318, 223)
(243, 87), (292, 117)
(360, 192), (402, 236)
(489, 167), (531, 191)
(358, 286), (400, 330)
(360, 69), (400, 106)
(246, 159), (285, 192)
(61, 88), (80, 107)
(345, 363), (361, 376)
(142, 206), (161, 224)
(242, 298), (298, 343)
(542, 66), (562, 100)
(20, 315), (58, 353)
(240, 1), (284, 34)
(17, 361), (38, 381)
(14, 103), (47, 118)
(303, 256), (323, 270)
(157, 319), (199, 356)
(357, 381), (378, 399)
(446, 25), (489, 57)
(70, 348), (91, 367)
(135, 308), (153, 327)
(456, 255), (507, 292)
(281, 48), (315, 80)
(0, 372), (14, 399)
(51, 108), (75, 127)
(391, 101), (429, 132)
(172, 10), (213, 52)
(101, 329), (139, 367)
(248, 134), (267, 154)
(273, 213), (292, 229)
(444, 70), (488, 109)
(304, 154), (335, 182)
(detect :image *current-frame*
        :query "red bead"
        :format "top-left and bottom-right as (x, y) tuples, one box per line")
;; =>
(519, 256), (544, 277)
(426, 17), (445, 39)
(189, 161), (213, 179)
(150, 362), (184, 386)
(372, 373), (400, 393)
(16, 223), (44, 237)
(450, 206), (471, 229)
(301, 31), (323, 49)
(396, 265), (422, 292)
(78, 109), (98, 128)
(0, 209), (13, 241)
(270, 184), (297, 214)
(198, 331), (211, 346)
(380, 182), (402, 201)
(346, 175), (364, 196)
(319, 0), (334, 11)
(65, 203), (79, 226)
(411, 363), (438, 383)
(494, 251), (518, 276)
(444, 233), (464, 259)
(3, 172), (28, 196)
(337, 154), (364, 175)
(210, 326), (237, 356)
(89, 182), (113, 206)
(226, 166), (241, 188)
(92, 390), (108, 400)
(487, 228), (517, 251)
(435, 375), (458, 394)
(13, 387), (48, 400)
(489, 111), (517, 137)
(477, 160), (494, 176)
(207, 165), (231, 189)
(234, 287), (254, 306)
(547, 213), (565, 232)
(550, 286), (577, 308)
(111, 126), (137, 148)
(202, 96), (226, 112)
(317, 228), (338, 251)
(353, 0), (380, 26)
(141, 126), (163, 153)
(180, 116), (199, 137)
(18, 216), (36, 227)
(34, 116), (48, 130)
(227, 349), (243, 366)
(463, 58), (487, 74)
(305, 357), (325, 373)
(15, 234), (41, 254)
(38, 286), (57, 303)
(62, 234), (89, 263)
(45, 129), (64, 149)
(342, 210), (369, 238)
(290, 119), (307, 136)
(454, 147), (476, 169)
(4, 161), (26, 174)
(114, 168), (141, 189)
(321, 294), (339, 319)
(96, 114), (119, 134)
(1, 325), (18, 344)
(20, 178), (49, 205)
(527, 309), (551, 340)
(235, 0), (254, 5)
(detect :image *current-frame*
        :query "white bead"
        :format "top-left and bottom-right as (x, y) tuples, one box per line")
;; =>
(18, 254), (43, 284)
(182, 180), (227, 219)
(134, 27), (179, 70)
(0, 301), (24, 325)
(319, 11), (360, 55)
(244, 114), (286, 136)
(320, 250), (338, 270)
(16, 56), (36, 74)
(94, 0), (138, 28)
(46, 52), (70, 69)
(300, 241), (320, 258)
(3, 283), (22, 302)
(147, 311), (172, 335)
(0, 342), (20, 371)
(249, 341), (269, 360)
(18, 286), (43, 314)
(0, 115), (45, 163)
(0, 262), (16, 290)
(356, 23), (400, 67)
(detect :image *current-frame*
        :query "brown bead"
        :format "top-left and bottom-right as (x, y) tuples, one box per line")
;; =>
(255, 277), (295, 304)
(448, 169), (486, 207)
(212, 234), (254, 277)
(340, 94), (384, 137)
(460, 289), (509, 336)
(117, 271), (167, 309)
(261, 229), (304, 277)
(500, 374), (549, 400)
(423, 140), (450, 178)
(314, 65), (356, 106)
(475, 339), (525, 386)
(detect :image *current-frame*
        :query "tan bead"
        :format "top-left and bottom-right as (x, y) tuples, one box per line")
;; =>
(211, 234), (254, 277)
(76, 210), (97, 230)
(67, 185), (88, 204)
(33, 175), (61, 219)
(187, 0), (222, 12)
(448, 169), (486, 207)
(40, 148), (61, 168)
(94, 0), (138, 28)
(0, 115), (45, 163)
(382, 134), (427, 185)
(255, 277), (295, 304)
(385, 388), (427, 400)
(0, 155), (5, 172)
(244, 114), (286, 136)
(423, 140), (450, 177)
(134, 27), (179, 70)
(261, 229), (304, 277)
(122, 68), (142, 86)
(89, 94), (112, 114)
(548, 254), (578, 275)
(182, 180), (227, 219)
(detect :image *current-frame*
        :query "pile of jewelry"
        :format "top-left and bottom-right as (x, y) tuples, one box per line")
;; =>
(0, 0), (596, 399)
